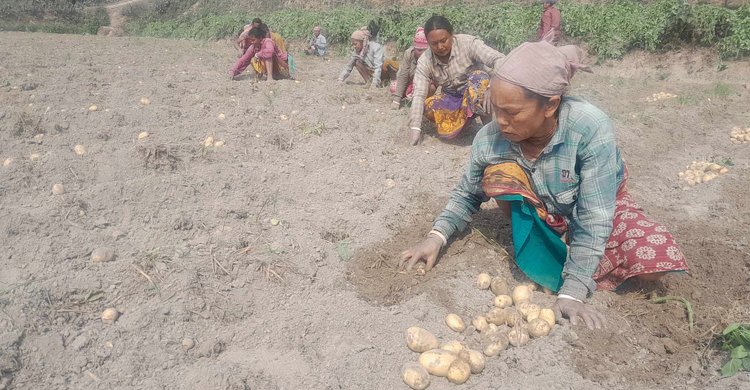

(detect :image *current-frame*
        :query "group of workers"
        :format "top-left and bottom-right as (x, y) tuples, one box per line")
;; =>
(227, 0), (689, 329)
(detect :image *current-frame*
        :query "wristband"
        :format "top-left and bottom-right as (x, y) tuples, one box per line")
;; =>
(557, 294), (583, 303)
(428, 230), (447, 246)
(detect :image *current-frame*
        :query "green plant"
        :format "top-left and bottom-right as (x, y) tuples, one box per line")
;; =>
(714, 83), (732, 97)
(718, 324), (750, 377)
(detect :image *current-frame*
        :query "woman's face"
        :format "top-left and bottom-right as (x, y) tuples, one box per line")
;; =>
(490, 79), (560, 143)
(247, 36), (262, 47)
(426, 29), (453, 59)
(351, 39), (364, 52)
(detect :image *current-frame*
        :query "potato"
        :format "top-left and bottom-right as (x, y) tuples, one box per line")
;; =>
(401, 362), (430, 390)
(2, 158), (12, 167)
(719, 167), (729, 174)
(476, 273), (491, 289)
(538, 308), (556, 327)
(465, 349), (486, 374)
(91, 247), (115, 263)
(440, 340), (465, 354)
(29, 153), (40, 161)
(214, 140), (225, 147)
(503, 307), (524, 326)
(203, 136), (215, 147)
(485, 308), (505, 325)
(490, 277), (509, 296)
(707, 163), (722, 172)
(74, 144), (87, 156)
(137, 131), (149, 139)
(101, 308), (119, 324)
(181, 338), (195, 350)
(526, 283), (538, 291)
(52, 183), (65, 195)
(702, 173), (717, 182)
(419, 349), (457, 377)
(447, 358), (472, 384)
(217, 113), (225, 120)
(472, 315), (488, 332)
(493, 295), (513, 308)
(445, 314), (466, 332)
(517, 302), (541, 321)
(512, 285), (532, 305)
(405, 327), (439, 353)
(508, 326), (529, 347)
(483, 341), (504, 357)
(88, 105), (98, 111)
(140, 97), (150, 106)
(528, 318), (552, 338)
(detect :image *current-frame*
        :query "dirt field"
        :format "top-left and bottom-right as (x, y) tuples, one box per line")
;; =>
(1, 31), (749, 389)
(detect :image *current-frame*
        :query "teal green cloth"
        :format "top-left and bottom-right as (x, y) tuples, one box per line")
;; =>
(288, 54), (296, 79)
(498, 194), (567, 293)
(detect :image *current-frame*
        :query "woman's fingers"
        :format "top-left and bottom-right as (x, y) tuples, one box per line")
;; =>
(578, 311), (595, 330)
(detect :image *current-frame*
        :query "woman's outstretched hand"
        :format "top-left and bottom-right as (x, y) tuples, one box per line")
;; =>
(400, 236), (443, 271)
(552, 298), (605, 330)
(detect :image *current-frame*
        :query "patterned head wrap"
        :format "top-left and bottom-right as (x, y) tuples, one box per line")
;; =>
(413, 27), (428, 50)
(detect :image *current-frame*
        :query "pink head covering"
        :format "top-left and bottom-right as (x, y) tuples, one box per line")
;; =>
(493, 41), (592, 97)
(413, 27), (428, 50)
(350, 27), (371, 41)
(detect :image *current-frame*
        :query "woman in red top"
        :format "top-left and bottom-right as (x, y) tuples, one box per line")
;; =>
(230, 27), (291, 81)
(537, 0), (562, 45)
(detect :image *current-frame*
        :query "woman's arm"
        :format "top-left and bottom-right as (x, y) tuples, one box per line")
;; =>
(559, 120), (619, 301)
(470, 36), (505, 71)
(338, 53), (357, 82)
(370, 44), (385, 88)
(393, 49), (412, 100)
(408, 56), (431, 132)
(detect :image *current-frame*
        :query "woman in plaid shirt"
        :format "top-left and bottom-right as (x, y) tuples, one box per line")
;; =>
(407, 15), (505, 145)
(401, 41), (688, 330)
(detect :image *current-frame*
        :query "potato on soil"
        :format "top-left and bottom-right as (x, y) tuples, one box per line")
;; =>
(52, 183), (65, 195)
(538, 308), (556, 327)
(447, 358), (472, 384)
(74, 144), (87, 156)
(401, 362), (430, 390)
(440, 340), (465, 354)
(91, 247), (115, 263)
(464, 349), (486, 374)
(482, 333), (509, 357)
(494, 294), (513, 308)
(502, 307), (524, 326)
(517, 302), (541, 321)
(445, 313), (466, 332)
(137, 131), (149, 139)
(405, 327), (439, 353)
(528, 318), (552, 338)
(486, 308), (506, 325)
(419, 349), (457, 377)
(490, 277), (509, 296)
(101, 308), (119, 324)
(476, 273), (491, 289)
(512, 285), (532, 305)
(508, 326), (530, 347)
(472, 315), (489, 332)
(2, 158), (12, 167)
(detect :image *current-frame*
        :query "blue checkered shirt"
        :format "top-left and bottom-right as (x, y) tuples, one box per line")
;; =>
(432, 96), (625, 300)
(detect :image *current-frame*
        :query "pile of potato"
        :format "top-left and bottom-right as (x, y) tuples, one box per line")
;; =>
(645, 92), (677, 102)
(730, 127), (750, 144)
(401, 274), (556, 389)
(677, 160), (728, 187)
